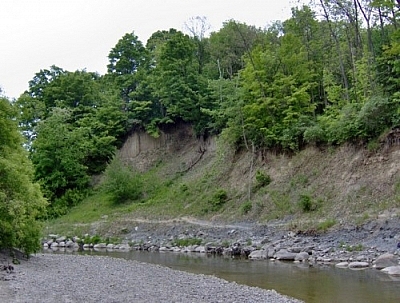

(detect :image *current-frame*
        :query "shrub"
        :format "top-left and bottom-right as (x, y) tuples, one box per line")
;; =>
(102, 157), (143, 204)
(241, 201), (252, 214)
(209, 188), (228, 211)
(298, 194), (316, 212)
(255, 170), (272, 187)
(304, 124), (326, 145)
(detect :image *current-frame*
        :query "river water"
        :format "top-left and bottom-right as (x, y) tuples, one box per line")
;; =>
(75, 249), (400, 303)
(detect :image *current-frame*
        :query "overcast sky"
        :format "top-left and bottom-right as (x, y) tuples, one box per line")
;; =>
(0, 0), (303, 99)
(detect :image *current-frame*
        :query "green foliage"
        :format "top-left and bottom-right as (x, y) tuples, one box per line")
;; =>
(102, 157), (143, 204)
(339, 242), (364, 252)
(32, 108), (90, 201)
(18, 69), (129, 215)
(208, 188), (228, 211)
(241, 201), (252, 214)
(298, 194), (313, 212)
(255, 170), (272, 187)
(0, 97), (47, 255)
(173, 238), (202, 247)
(317, 219), (336, 232)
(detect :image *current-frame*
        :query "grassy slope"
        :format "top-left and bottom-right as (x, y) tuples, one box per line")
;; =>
(45, 134), (400, 238)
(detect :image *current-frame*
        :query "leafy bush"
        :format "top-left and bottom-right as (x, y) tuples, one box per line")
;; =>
(241, 201), (252, 214)
(355, 96), (395, 140)
(102, 157), (143, 204)
(255, 170), (272, 187)
(298, 194), (316, 212)
(209, 188), (228, 211)
(303, 124), (326, 145)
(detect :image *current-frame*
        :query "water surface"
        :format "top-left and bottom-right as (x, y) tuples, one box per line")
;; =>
(62, 249), (400, 303)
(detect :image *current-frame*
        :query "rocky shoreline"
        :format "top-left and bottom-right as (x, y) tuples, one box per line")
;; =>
(1, 253), (302, 303)
(41, 214), (400, 277)
(2, 214), (400, 302)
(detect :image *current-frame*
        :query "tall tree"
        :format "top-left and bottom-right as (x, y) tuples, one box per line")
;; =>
(107, 32), (149, 103)
(0, 97), (47, 255)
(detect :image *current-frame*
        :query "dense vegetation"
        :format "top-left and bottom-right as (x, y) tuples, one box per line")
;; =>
(0, 94), (47, 255)
(2, 1), (400, 244)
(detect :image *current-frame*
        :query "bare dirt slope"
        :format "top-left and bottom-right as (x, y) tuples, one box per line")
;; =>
(117, 122), (400, 229)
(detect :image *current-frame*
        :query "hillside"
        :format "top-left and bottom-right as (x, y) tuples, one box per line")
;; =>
(47, 123), (400, 238)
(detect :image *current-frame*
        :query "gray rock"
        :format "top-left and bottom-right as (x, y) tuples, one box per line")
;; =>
(195, 246), (206, 253)
(295, 252), (309, 262)
(118, 244), (130, 250)
(56, 236), (66, 243)
(107, 244), (115, 249)
(275, 249), (297, 261)
(348, 262), (369, 269)
(65, 240), (74, 247)
(94, 243), (107, 249)
(248, 250), (268, 259)
(373, 253), (399, 269)
(288, 247), (302, 253)
(381, 266), (400, 276)
(335, 262), (349, 268)
(159, 247), (172, 252)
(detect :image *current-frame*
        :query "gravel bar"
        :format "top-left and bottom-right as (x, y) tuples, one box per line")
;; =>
(4, 253), (303, 303)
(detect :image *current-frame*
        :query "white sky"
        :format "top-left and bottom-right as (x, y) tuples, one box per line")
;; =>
(0, 0), (302, 99)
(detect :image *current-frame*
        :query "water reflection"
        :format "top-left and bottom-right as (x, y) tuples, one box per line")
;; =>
(48, 249), (400, 303)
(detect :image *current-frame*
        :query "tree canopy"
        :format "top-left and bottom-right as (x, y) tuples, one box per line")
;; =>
(0, 96), (47, 255)
(12, 1), (400, 216)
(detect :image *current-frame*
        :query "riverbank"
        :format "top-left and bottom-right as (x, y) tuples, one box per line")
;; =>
(1, 253), (302, 303)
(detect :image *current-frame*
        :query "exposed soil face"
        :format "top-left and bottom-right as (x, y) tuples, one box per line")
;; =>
(118, 123), (400, 226)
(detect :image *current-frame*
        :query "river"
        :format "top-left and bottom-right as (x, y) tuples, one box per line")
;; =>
(70, 249), (400, 303)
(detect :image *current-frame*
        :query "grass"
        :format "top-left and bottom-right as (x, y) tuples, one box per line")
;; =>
(317, 219), (337, 232)
(173, 238), (202, 247)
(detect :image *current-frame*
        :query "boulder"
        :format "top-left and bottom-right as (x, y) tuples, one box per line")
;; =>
(94, 243), (107, 249)
(107, 244), (114, 249)
(248, 250), (268, 260)
(275, 249), (297, 261)
(195, 246), (206, 253)
(348, 262), (369, 269)
(65, 240), (74, 247)
(56, 236), (66, 243)
(373, 253), (399, 270)
(118, 244), (130, 250)
(295, 252), (309, 262)
(159, 247), (172, 252)
(335, 262), (349, 268)
(288, 247), (302, 253)
(381, 266), (400, 276)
